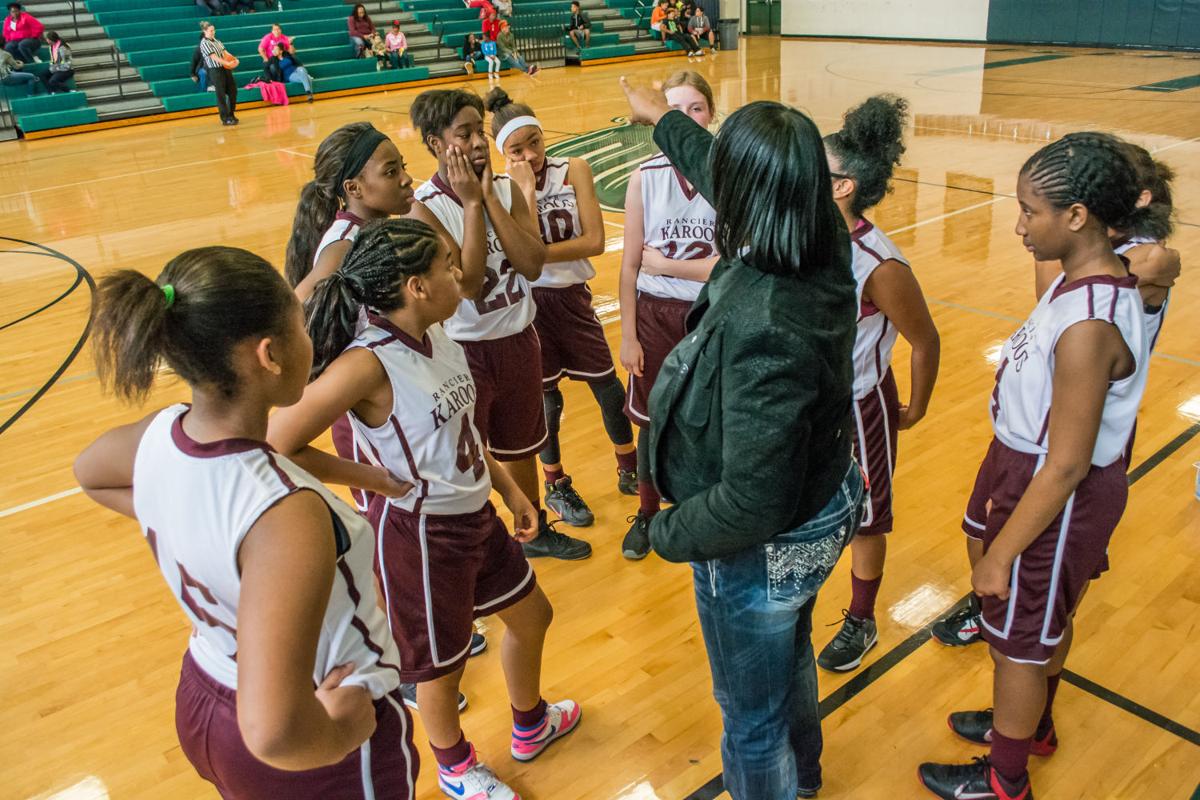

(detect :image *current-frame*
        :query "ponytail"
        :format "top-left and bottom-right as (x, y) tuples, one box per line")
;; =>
(1122, 143), (1175, 242)
(92, 271), (172, 403)
(823, 94), (908, 217)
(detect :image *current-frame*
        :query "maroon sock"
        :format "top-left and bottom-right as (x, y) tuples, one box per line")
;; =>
(638, 480), (660, 517)
(512, 698), (547, 729)
(430, 731), (472, 768)
(848, 573), (882, 621)
(616, 449), (637, 473)
(542, 465), (565, 485)
(1038, 673), (1061, 738)
(989, 729), (1031, 785)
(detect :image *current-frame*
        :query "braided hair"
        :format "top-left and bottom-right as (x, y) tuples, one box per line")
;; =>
(285, 121), (379, 288)
(1123, 142), (1175, 241)
(1020, 132), (1150, 233)
(305, 218), (441, 378)
(823, 94), (908, 218)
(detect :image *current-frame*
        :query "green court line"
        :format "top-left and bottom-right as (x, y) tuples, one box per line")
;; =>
(1133, 73), (1200, 92)
(922, 53), (1070, 76)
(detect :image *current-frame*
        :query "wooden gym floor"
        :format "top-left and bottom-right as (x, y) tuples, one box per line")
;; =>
(2, 36), (1198, 800)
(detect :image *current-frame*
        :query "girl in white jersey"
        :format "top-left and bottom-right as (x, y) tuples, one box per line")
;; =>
(486, 86), (640, 533)
(934, 139), (1180, 649)
(406, 87), (592, 562)
(74, 248), (418, 799)
(815, 95), (941, 673)
(919, 134), (1154, 800)
(268, 220), (581, 800)
(618, 70), (718, 560)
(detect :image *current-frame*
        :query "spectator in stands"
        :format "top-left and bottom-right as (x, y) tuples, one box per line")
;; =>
(190, 32), (212, 92)
(662, 8), (695, 55)
(482, 8), (502, 42)
(199, 21), (239, 125)
(650, 0), (668, 42)
(465, 0), (496, 19)
(496, 19), (538, 75)
(258, 23), (294, 61)
(263, 42), (313, 101)
(566, 1), (591, 49)
(40, 31), (73, 93)
(195, 0), (227, 16)
(348, 4), (379, 58)
(461, 31), (482, 73)
(688, 6), (715, 51)
(4, 3), (42, 63)
(385, 21), (412, 69)
(229, 0), (256, 13)
(494, 0), (512, 18)
(0, 47), (41, 93)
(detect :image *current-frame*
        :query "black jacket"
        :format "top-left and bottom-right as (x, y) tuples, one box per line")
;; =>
(191, 44), (204, 77)
(646, 110), (858, 563)
(262, 52), (302, 82)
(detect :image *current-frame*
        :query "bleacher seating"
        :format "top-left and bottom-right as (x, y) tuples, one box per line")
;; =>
(11, 91), (99, 133)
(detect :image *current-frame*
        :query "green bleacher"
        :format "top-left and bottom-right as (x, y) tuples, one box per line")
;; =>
(12, 92), (98, 133)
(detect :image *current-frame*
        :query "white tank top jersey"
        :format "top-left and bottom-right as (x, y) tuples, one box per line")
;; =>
(636, 154), (715, 302)
(132, 405), (401, 698)
(314, 210), (364, 266)
(532, 157), (596, 289)
(990, 274), (1149, 467)
(414, 173), (536, 341)
(850, 220), (909, 400)
(345, 313), (493, 516)
(1113, 235), (1169, 350)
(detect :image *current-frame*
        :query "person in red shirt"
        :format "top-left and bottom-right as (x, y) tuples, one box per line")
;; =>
(4, 3), (44, 63)
(347, 3), (379, 58)
(482, 8), (502, 41)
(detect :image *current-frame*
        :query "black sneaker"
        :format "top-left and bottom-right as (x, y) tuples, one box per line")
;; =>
(469, 631), (487, 657)
(817, 610), (878, 672)
(522, 510), (592, 560)
(931, 596), (984, 647)
(400, 682), (468, 712)
(621, 512), (651, 560)
(544, 476), (594, 527)
(948, 709), (1059, 756)
(797, 784), (820, 799)
(918, 757), (1033, 800)
(617, 468), (638, 496)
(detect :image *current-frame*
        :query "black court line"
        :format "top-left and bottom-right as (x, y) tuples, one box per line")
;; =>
(684, 422), (1200, 798)
(0, 251), (84, 331)
(0, 236), (95, 436)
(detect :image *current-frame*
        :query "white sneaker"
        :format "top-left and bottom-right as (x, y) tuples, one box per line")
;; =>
(33, 55), (43, 63)
(437, 744), (519, 800)
(207, 86), (216, 92)
(510, 699), (582, 761)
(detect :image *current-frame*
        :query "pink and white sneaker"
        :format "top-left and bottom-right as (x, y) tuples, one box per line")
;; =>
(437, 744), (520, 800)
(510, 699), (582, 762)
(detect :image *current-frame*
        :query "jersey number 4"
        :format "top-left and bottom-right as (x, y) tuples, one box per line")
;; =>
(455, 417), (486, 479)
(473, 258), (526, 315)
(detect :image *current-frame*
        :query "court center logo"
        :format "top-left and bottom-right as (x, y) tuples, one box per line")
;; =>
(546, 117), (657, 212)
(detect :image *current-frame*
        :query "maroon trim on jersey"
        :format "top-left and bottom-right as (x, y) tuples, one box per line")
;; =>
(367, 311), (434, 358)
(389, 417), (427, 515)
(536, 158), (568, 191)
(264, 451), (298, 492)
(335, 209), (367, 228)
(851, 218), (875, 242)
(178, 562), (238, 636)
(637, 160), (699, 199)
(146, 528), (160, 565)
(874, 317), (889, 378)
(1086, 284), (1095, 318)
(429, 172), (461, 207)
(855, 239), (889, 266)
(1050, 273), (1137, 302)
(336, 559), (404, 680)
(172, 412), (270, 458)
(1036, 411), (1050, 447)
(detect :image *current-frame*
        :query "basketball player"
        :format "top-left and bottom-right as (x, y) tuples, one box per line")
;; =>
(74, 247), (419, 798)
(816, 95), (941, 672)
(931, 140), (1179, 648)
(267, 219), (581, 800)
(485, 86), (639, 529)
(619, 70), (718, 559)
(406, 88), (591, 560)
(919, 133), (1152, 800)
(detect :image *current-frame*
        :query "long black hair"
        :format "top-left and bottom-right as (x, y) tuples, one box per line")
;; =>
(410, 88), (484, 155)
(1123, 142), (1175, 241)
(710, 101), (844, 277)
(91, 248), (296, 402)
(1020, 132), (1151, 234)
(823, 94), (908, 218)
(305, 218), (441, 378)
(285, 122), (384, 288)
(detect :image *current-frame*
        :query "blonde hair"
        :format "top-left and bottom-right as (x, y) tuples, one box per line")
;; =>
(662, 70), (715, 116)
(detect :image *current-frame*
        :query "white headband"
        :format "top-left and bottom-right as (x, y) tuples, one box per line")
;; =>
(495, 115), (542, 153)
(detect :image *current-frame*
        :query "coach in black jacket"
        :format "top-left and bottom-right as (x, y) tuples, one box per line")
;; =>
(621, 79), (864, 800)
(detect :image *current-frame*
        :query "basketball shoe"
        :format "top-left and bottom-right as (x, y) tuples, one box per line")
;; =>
(918, 757), (1033, 800)
(522, 510), (592, 560)
(948, 710), (1058, 756)
(544, 476), (594, 527)
(817, 610), (878, 672)
(622, 512), (651, 560)
(617, 468), (638, 496)
(511, 700), (582, 762)
(437, 744), (519, 800)
(931, 594), (983, 646)
(400, 683), (467, 712)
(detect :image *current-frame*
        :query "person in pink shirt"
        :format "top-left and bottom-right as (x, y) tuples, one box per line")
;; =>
(384, 20), (412, 69)
(4, 3), (44, 63)
(257, 23), (294, 61)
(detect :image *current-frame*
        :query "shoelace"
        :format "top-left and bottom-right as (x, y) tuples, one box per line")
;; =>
(827, 609), (866, 648)
(625, 512), (648, 527)
(554, 479), (589, 512)
(944, 605), (977, 626)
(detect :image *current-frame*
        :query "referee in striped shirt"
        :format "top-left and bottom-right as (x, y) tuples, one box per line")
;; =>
(200, 21), (238, 125)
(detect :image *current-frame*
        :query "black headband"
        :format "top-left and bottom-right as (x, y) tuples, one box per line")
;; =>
(337, 127), (389, 198)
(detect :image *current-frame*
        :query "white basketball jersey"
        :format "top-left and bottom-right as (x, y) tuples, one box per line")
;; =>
(414, 173), (536, 341)
(314, 210), (364, 267)
(636, 154), (715, 302)
(345, 314), (493, 516)
(132, 405), (401, 698)
(1113, 235), (1169, 350)
(532, 157), (596, 289)
(850, 220), (909, 400)
(990, 274), (1149, 467)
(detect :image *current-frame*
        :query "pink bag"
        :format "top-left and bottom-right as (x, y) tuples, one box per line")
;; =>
(245, 80), (290, 106)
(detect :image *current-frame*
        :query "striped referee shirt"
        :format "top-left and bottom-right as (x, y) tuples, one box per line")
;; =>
(199, 37), (226, 69)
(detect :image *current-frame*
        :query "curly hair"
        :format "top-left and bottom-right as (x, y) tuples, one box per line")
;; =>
(823, 94), (909, 218)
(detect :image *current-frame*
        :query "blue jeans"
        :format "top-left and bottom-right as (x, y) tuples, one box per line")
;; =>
(691, 462), (864, 800)
(5, 38), (41, 62)
(196, 68), (209, 91)
(2, 71), (41, 94)
(287, 66), (312, 94)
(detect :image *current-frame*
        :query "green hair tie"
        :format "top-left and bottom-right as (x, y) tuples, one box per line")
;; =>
(162, 284), (175, 308)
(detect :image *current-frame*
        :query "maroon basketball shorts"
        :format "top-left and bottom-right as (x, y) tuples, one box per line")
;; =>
(852, 369), (900, 536)
(624, 292), (692, 426)
(962, 437), (1127, 664)
(531, 283), (617, 390)
(459, 324), (548, 462)
(175, 652), (418, 800)
(372, 501), (537, 683)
